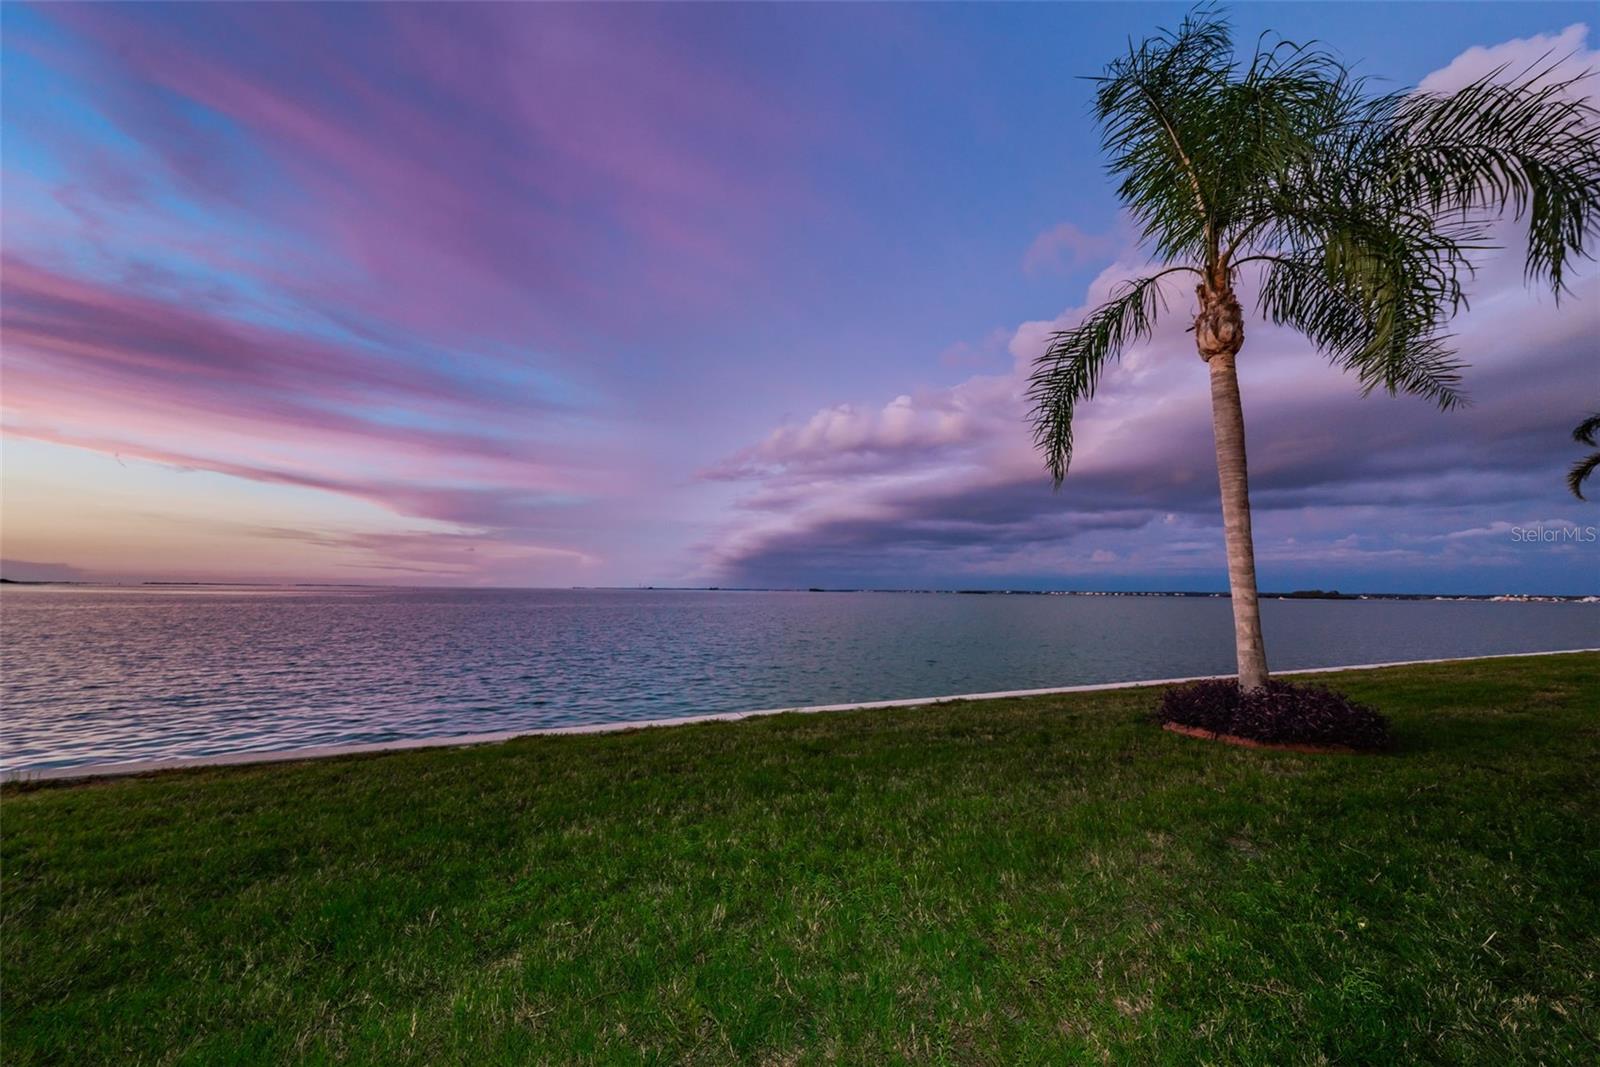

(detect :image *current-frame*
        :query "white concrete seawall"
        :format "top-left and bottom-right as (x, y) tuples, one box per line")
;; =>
(5, 648), (1595, 784)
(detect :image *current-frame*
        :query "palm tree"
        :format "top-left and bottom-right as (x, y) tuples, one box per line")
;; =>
(1029, 6), (1600, 690)
(1570, 413), (1600, 499)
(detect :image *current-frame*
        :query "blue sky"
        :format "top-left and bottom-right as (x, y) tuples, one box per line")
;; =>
(2, 2), (1596, 593)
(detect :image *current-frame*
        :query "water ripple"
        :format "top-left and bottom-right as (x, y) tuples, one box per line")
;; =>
(1, 586), (1594, 771)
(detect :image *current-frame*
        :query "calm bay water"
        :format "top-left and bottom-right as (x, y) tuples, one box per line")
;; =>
(1, 585), (1595, 772)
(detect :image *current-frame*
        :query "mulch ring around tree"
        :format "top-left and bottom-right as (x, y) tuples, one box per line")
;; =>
(1160, 721), (1366, 755)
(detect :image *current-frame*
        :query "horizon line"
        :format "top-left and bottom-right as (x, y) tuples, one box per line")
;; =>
(2, 578), (1595, 600)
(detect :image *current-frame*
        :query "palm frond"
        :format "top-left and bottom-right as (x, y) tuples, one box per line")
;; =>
(1252, 203), (1472, 410)
(1027, 272), (1181, 484)
(1093, 5), (1235, 262)
(1571, 412), (1600, 499)
(1382, 63), (1600, 294)
(1226, 53), (1599, 410)
(1568, 452), (1600, 500)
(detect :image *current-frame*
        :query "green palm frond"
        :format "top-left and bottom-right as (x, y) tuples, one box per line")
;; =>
(1571, 412), (1600, 499)
(1252, 212), (1470, 410)
(1027, 270), (1189, 484)
(1381, 64), (1600, 294)
(1569, 453), (1600, 500)
(1092, 5), (1234, 262)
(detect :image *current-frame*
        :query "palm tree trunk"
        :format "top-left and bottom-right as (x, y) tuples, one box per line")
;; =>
(1196, 282), (1269, 690)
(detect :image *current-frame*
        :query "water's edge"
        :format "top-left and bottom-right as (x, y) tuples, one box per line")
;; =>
(7, 648), (1593, 785)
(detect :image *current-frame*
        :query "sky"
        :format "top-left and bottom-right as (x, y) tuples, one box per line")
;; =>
(2, 2), (1596, 594)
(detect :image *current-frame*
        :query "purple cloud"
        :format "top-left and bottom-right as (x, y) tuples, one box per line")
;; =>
(702, 244), (1599, 591)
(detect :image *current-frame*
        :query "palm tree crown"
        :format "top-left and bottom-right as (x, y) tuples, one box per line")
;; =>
(1030, 5), (1600, 481)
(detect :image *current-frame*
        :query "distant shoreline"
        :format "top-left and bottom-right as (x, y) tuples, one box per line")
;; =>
(3, 578), (1595, 602)
(622, 587), (1597, 603)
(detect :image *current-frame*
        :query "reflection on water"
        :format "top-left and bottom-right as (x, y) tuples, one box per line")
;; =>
(2, 586), (1594, 771)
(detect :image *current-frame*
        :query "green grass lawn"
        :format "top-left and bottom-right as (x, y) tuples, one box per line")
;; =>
(4, 653), (1597, 1064)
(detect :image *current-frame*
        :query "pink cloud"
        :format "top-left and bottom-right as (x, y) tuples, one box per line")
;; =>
(0, 255), (631, 580)
(1021, 222), (1115, 277)
(0, 256), (592, 479)
(34, 4), (822, 348)
(1418, 23), (1595, 97)
(704, 386), (1014, 481)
